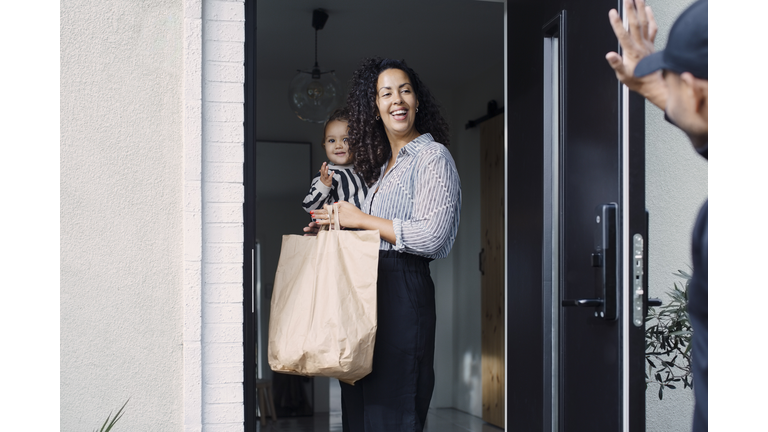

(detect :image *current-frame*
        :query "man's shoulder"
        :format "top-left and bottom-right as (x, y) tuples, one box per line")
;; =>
(694, 200), (708, 232)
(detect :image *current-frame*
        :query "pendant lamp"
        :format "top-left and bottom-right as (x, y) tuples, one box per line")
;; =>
(288, 9), (342, 123)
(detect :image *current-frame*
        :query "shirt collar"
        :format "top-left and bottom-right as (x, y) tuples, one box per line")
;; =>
(376, 133), (435, 184)
(398, 133), (434, 157)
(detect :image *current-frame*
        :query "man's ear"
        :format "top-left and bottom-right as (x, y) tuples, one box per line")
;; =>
(681, 72), (708, 114)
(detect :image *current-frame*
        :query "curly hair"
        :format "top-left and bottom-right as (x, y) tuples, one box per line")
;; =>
(346, 57), (450, 186)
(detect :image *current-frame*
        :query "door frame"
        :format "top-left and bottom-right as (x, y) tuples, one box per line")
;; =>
(242, 1), (647, 431)
(243, 0), (257, 429)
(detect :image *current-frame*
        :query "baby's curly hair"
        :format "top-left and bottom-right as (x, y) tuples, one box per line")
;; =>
(346, 57), (450, 186)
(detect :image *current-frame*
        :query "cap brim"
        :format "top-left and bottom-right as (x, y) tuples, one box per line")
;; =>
(634, 51), (666, 77)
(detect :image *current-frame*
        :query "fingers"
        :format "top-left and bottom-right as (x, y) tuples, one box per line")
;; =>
(608, 9), (632, 50)
(605, 52), (627, 77)
(646, 6), (658, 44)
(303, 221), (320, 236)
(309, 209), (331, 225)
(635, 0), (650, 40)
(624, 0), (639, 44)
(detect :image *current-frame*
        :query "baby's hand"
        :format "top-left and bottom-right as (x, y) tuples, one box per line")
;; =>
(320, 162), (333, 187)
(303, 221), (320, 236)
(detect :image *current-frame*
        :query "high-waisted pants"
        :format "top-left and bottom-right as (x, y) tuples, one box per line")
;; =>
(340, 250), (436, 432)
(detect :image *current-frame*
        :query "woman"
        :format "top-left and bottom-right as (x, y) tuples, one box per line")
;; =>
(310, 57), (461, 432)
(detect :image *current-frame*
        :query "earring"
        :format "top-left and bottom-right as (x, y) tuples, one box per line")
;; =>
(416, 108), (419, 113)
(375, 115), (380, 120)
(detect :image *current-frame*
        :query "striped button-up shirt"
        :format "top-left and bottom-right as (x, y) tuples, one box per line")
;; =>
(362, 133), (461, 260)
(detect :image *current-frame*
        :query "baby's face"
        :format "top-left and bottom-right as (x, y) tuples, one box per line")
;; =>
(323, 120), (352, 165)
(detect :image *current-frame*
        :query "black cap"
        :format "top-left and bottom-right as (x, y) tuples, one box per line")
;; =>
(635, 0), (708, 79)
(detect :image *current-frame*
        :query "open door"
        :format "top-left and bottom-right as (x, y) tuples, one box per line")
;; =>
(480, 114), (505, 428)
(507, 1), (647, 431)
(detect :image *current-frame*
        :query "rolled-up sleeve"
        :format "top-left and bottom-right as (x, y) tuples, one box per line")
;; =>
(392, 148), (461, 257)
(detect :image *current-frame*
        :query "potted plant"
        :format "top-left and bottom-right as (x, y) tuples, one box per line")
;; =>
(645, 269), (694, 400)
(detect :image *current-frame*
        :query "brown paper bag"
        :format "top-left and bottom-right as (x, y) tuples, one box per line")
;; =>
(268, 204), (379, 385)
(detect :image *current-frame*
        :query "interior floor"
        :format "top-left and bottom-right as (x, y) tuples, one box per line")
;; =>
(255, 408), (504, 432)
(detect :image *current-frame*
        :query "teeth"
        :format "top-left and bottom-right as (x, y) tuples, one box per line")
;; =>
(391, 110), (407, 115)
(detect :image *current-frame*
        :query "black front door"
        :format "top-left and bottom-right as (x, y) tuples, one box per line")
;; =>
(507, 1), (647, 431)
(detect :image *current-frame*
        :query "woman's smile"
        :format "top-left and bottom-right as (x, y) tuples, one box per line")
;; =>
(390, 108), (408, 121)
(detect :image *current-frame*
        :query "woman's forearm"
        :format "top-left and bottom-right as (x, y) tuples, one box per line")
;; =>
(355, 213), (396, 245)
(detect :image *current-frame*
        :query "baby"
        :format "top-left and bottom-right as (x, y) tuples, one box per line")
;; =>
(302, 107), (368, 213)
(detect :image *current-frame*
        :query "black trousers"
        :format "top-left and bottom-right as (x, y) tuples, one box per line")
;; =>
(340, 250), (436, 432)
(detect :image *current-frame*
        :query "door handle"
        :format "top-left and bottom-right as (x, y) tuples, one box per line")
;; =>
(562, 298), (603, 307)
(562, 203), (618, 320)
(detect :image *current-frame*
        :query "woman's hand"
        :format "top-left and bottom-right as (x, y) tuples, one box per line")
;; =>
(310, 201), (365, 230)
(334, 201), (365, 229)
(319, 162), (333, 187)
(311, 202), (395, 244)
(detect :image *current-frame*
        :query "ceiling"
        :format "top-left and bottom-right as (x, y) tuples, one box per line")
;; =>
(255, 0), (505, 89)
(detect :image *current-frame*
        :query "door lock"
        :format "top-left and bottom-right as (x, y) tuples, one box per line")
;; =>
(562, 203), (618, 321)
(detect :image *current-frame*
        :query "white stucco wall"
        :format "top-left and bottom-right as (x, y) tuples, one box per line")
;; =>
(60, 0), (185, 430)
(644, 0), (707, 431)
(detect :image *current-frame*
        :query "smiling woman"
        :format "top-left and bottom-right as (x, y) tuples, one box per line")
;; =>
(346, 57), (451, 187)
(311, 57), (461, 432)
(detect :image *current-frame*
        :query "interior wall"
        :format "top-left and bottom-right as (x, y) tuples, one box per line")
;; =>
(60, 0), (184, 430)
(644, 1), (707, 430)
(420, 80), (457, 410)
(444, 61), (505, 417)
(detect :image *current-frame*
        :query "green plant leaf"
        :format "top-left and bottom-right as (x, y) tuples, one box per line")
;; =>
(646, 266), (694, 399)
(94, 399), (129, 432)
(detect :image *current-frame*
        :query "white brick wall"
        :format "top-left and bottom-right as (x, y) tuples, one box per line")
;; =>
(185, 0), (245, 430)
(202, 0), (245, 429)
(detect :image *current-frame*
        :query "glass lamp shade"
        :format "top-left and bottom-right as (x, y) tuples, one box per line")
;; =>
(288, 69), (342, 123)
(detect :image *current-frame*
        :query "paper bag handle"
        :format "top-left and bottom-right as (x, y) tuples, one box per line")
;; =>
(321, 203), (341, 231)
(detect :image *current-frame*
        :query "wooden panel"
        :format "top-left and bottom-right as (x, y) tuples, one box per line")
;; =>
(480, 114), (505, 428)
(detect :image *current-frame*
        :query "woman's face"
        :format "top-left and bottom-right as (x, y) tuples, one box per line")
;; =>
(375, 68), (420, 141)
